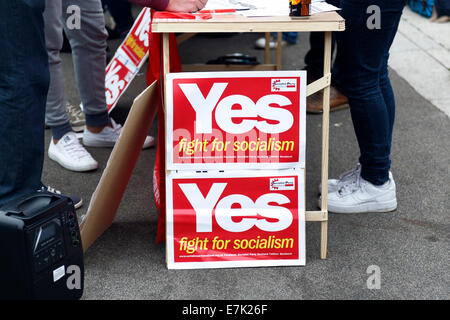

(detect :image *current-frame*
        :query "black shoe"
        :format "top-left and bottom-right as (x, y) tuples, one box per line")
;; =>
(61, 31), (72, 53)
(39, 186), (83, 210)
(105, 26), (122, 40)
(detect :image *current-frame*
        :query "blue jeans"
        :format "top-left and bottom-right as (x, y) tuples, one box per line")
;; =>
(102, 0), (134, 34)
(435, 0), (450, 17)
(0, 0), (49, 206)
(270, 32), (298, 44)
(304, 0), (340, 80)
(333, 0), (406, 185)
(281, 32), (298, 44)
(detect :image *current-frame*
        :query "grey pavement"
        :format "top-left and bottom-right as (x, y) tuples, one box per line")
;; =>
(390, 6), (450, 117)
(42, 24), (449, 300)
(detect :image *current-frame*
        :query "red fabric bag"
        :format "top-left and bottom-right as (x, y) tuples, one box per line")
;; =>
(146, 12), (182, 243)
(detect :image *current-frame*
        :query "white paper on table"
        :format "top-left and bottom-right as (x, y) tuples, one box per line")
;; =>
(203, 0), (249, 10)
(203, 0), (288, 16)
(240, 0), (289, 17)
(203, 0), (339, 17)
(311, 2), (341, 14)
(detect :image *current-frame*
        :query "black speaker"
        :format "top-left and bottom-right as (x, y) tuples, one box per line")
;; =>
(0, 192), (84, 300)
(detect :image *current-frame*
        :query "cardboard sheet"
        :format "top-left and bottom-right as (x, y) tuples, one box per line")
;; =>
(80, 81), (158, 252)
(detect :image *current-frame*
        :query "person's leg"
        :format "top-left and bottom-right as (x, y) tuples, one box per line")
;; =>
(321, 0), (405, 213)
(256, 32), (297, 49)
(304, 0), (340, 80)
(43, 0), (73, 140)
(43, 0), (98, 172)
(271, 32), (298, 44)
(334, 0), (405, 186)
(61, 0), (154, 150)
(304, 0), (348, 114)
(62, 0), (110, 128)
(379, 53), (396, 148)
(304, 32), (331, 81)
(103, 0), (134, 35)
(282, 32), (298, 45)
(0, 0), (49, 205)
(434, 0), (450, 19)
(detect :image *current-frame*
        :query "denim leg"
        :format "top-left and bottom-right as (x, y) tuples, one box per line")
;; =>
(304, 0), (340, 80)
(379, 53), (396, 147)
(283, 32), (298, 44)
(44, 0), (72, 139)
(103, 0), (134, 34)
(269, 32), (298, 45)
(0, 0), (49, 205)
(304, 32), (336, 80)
(334, 0), (405, 185)
(435, 0), (450, 16)
(62, 0), (110, 127)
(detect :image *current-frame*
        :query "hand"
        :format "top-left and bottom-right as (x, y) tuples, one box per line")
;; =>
(165, 0), (208, 13)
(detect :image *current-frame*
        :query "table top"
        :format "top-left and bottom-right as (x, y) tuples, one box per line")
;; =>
(152, 11), (345, 33)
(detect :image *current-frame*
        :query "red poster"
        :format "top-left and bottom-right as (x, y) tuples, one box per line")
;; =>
(166, 169), (305, 269)
(166, 71), (306, 170)
(121, 8), (151, 66)
(105, 53), (135, 111)
(105, 8), (151, 112)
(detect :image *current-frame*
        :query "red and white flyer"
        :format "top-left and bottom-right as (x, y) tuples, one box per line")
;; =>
(105, 8), (151, 112)
(166, 71), (306, 170)
(166, 169), (305, 269)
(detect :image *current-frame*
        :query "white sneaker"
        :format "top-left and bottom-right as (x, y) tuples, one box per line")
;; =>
(254, 36), (286, 49)
(66, 102), (85, 132)
(319, 173), (397, 214)
(82, 118), (155, 149)
(319, 163), (362, 194)
(319, 164), (393, 194)
(48, 132), (98, 172)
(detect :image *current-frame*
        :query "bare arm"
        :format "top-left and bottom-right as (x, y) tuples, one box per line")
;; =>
(128, 0), (208, 12)
(165, 0), (208, 12)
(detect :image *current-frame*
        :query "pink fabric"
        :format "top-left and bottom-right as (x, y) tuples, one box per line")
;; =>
(128, 0), (169, 11)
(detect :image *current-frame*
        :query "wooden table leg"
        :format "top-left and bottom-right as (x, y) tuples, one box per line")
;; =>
(162, 33), (170, 81)
(276, 32), (282, 70)
(264, 32), (271, 64)
(162, 33), (170, 265)
(320, 31), (332, 260)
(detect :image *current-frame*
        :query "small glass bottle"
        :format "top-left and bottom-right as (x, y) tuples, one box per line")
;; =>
(289, 0), (311, 17)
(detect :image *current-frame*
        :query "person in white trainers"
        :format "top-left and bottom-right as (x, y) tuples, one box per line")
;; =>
(83, 118), (154, 148)
(326, 173), (397, 214)
(320, 164), (396, 214)
(319, 0), (406, 214)
(48, 131), (98, 172)
(319, 163), (361, 194)
(254, 32), (298, 49)
(43, 0), (155, 173)
(66, 102), (86, 133)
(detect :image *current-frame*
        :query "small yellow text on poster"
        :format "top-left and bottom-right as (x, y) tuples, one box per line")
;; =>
(179, 236), (294, 254)
(178, 138), (295, 155)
